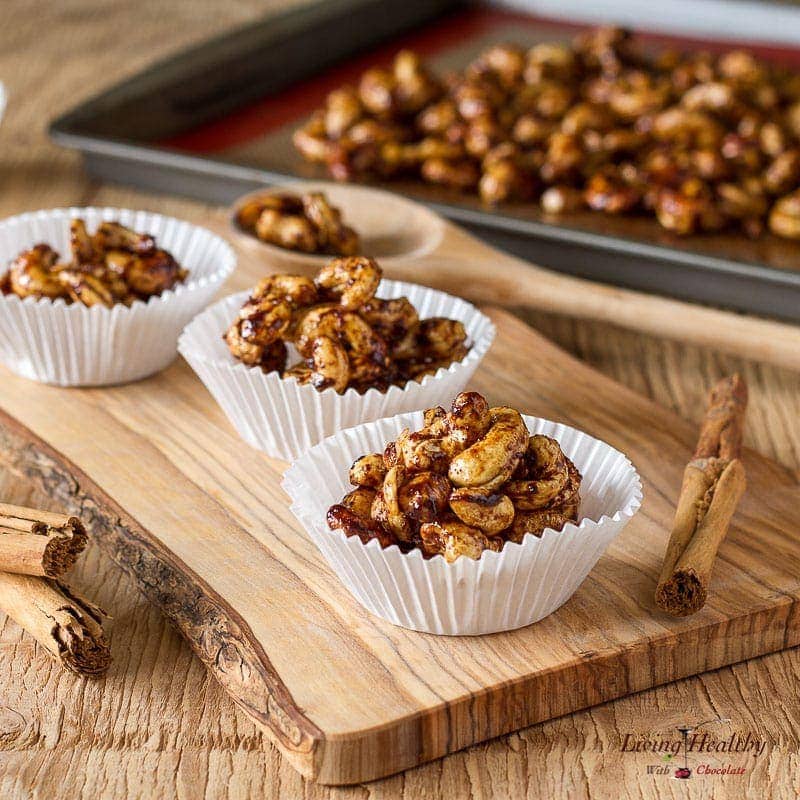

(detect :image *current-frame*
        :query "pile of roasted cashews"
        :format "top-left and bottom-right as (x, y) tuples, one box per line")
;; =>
(327, 391), (582, 562)
(0, 219), (187, 307)
(224, 256), (469, 393)
(235, 191), (360, 255)
(294, 27), (800, 239)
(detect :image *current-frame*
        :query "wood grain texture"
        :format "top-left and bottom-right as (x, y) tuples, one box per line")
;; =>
(0, 1), (799, 798)
(1, 304), (799, 784)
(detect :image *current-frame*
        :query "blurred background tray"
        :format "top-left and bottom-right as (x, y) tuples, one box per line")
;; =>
(50, 0), (800, 321)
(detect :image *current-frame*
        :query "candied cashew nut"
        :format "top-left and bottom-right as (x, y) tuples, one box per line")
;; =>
(224, 323), (263, 366)
(253, 274), (318, 308)
(315, 256), (381, 309)
(769, 191), (800, 239)
(308, 335), (349, 393)
(360, 296), (419, 347)
(371, 466), (413, 543)
(398, 472), (451, 524)
(680, 81), (736, 113)
(359, 67), (395, 116)
(444, 391), (491, 454)
(419, 516), (502, 562)
(236, 194), (304, 231)
(301, 192), (360, 256)
(584, 170), (641, 214)
(293, 306), (387, 364)
(541, 185), (584, 214)
(255, 209), (319, 253)
(236, 297), (293, 346)
(324, 87), (363, 139)
(283, 361), (313, 384)
(651, 107), (724, 148)
(257, 340), (287, 374)
(69, 219), (99, 263)
(93, 221), (155, 255)
(124, 249), (186, 296)
(448, 407), (527, 491)
(59, 269), (122, 308)
(341, 487), (376, 519)
(420, 157), (480, 190)
(349, 454), (387, 488)
(424, 405), (447, 427)
(6, 245), (68, 300)
(396, 427), (449, 474)
(449, 488), (515, 534)
(505, 434), (570, 510)
(327, 504), (394, 548)
(293, 116), (343, 163)
(763, 150), (800, 195)
(506, 508), (576, 544)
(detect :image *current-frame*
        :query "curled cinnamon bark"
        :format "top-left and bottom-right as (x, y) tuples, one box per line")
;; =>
(655, 375), (748, 616)
(0, 573), (110, 676)
(0, 502), (87, 577)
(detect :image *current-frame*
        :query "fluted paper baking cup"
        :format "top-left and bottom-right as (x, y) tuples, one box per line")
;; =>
(283, 412), (642, 635)
(179, 280), (495, 460)
(0, 208), (235, 386)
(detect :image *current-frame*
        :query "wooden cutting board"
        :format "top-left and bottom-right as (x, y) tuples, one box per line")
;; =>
(0, 299), (799, 785)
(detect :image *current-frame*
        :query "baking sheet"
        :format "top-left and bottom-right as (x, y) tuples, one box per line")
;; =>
(50, 1), (800, 321)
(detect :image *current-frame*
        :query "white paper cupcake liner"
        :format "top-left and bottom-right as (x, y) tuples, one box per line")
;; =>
(0, 208), (236, 386)
(179, 280), (496, 461)
(283, 412), (642, 635)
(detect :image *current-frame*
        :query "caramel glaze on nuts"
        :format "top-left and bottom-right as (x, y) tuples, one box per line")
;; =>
(294, 29), (800, 239)
(0, 220), (187, 307)
(236, 190), (360, 255)
(327, 391), (582, 562)
(224, 256), (470, 394)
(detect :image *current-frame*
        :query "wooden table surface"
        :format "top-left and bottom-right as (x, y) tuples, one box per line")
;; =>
(0, 2), (799, 798)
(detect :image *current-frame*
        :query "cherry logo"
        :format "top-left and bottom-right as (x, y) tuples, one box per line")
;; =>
(674, 767), (692, 780)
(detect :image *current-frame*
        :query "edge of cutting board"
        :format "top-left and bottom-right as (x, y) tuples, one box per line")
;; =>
(0, 411), (324, 779)
(1, 308), (799, 785)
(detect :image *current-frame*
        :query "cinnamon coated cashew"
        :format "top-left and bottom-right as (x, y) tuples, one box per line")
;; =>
(349, 453), (387, 488)
(255, 209), (319, 253)
(341, 487), (376, 519)
(124, 249), (186, 296)
(327, 504), (394, 548)
(419, 516), (502, 562)
(398, 472), (451, 524)
(448, 407), (527, 490)
(308, 335), (350, 393)
(92, 221), (155, 255)
(449, 487), (515, 534)
(5, 245), (68, 300)
(302, 192), (360, 256)
(231, 297), (293, 347)
(327, 391), (582, 558)
(396, 427), (449, 474)
(444, 391), (491, 454)
(292, 305), (387, 364)
(253, 274), (318, 308)
(505, 434), (570, 510)
(59, 268), (125, 308)
(507, 507), (578, 544)
(314, 256), (381, 309)
(371, 465), (414, 543)
(3, 219), (186, 308)
(360, 296), (419, 347)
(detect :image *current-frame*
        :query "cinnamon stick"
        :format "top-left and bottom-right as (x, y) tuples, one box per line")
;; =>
(0, 572), (110, 676)
(655, 375), (748, 616)
(0, 502), (87, 578)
